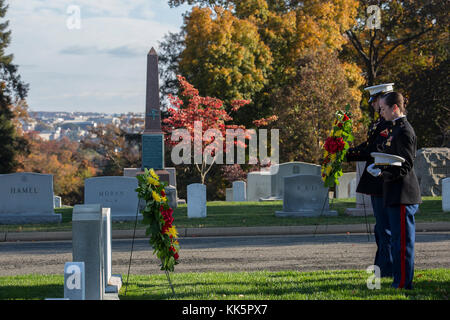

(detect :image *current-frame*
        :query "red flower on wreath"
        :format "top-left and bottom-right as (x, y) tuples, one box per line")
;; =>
(324, 137), (345, 154)
(161, 207), (174, 234)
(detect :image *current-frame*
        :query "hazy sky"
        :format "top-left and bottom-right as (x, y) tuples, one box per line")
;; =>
(7, 0), (190, 113)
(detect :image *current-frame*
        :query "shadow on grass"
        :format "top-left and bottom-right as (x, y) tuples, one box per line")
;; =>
(0, 284), (63, 300)
(119, 271), (449, 300)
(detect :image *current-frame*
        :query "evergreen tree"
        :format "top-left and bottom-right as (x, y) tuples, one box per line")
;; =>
(0, 0), (29, 173)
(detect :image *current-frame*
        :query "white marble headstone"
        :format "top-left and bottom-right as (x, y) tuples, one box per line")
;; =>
(247, 171), (272, 201)
(335, 172), (357, 199)
(232, 181), (247, 201)
(225, 188), (233, 201)
(187, 183), (207, 218)
(442, 177), (450, 212)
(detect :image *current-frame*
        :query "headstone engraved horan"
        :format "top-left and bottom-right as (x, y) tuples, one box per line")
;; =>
(0, 172), (61, 224)
(84, 176), (140, 222)
(275, 174), (337, 217)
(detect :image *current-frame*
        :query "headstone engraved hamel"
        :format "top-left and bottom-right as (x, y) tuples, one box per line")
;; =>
(0, 172), (61, 224)
(275, 174), (337, 217)
(84, 176), (140, 222)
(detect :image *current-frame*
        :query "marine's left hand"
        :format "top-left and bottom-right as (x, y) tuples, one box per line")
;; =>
(367, 163), (381, 177)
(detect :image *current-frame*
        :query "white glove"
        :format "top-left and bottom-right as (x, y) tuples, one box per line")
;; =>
(367, 163), (381, 177)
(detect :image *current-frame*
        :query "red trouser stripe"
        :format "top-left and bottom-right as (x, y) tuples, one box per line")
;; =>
(399, 205), (406, 289)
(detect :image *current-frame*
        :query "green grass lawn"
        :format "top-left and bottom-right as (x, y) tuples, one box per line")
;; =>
(0, 197), (447, 232)
(1, 269), (448, 300)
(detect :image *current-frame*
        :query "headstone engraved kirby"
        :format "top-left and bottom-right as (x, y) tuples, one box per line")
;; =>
(275, 174), (337, 217)
(263, 162), (321, 200)
(84, 176), (141, 222)
(0, 172), (61, 224)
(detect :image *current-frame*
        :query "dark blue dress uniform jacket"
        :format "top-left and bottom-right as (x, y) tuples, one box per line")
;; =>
(379, 117), (422, 207)
(346, 118), (392, 196)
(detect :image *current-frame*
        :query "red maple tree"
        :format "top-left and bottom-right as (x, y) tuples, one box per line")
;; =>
(162, 75), (252, 184)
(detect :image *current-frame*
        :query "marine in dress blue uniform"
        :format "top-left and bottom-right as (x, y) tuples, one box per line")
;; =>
(369, 92), (422, 289)
(346, 83), (394, 277)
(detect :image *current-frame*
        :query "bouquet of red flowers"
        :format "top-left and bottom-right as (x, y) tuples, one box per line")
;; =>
(321, 105), (354, 188)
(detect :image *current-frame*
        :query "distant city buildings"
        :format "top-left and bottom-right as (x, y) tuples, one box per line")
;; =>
(21, 111), (145, 142)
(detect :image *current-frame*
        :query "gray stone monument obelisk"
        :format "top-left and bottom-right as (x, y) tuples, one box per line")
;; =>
(124, 48), (171, 183)
(141, 48), (170, 183)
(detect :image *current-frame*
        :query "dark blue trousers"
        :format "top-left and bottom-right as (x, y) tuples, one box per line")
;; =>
(386, 204), (418, 289)
(371, 196), (393, 277)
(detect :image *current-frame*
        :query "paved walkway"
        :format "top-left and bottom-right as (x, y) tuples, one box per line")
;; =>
(1, 222), (450, 242)
(1, 233), (449, 276)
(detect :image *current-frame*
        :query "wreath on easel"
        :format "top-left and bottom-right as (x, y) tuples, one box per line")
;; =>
(135, 168), (180, 293)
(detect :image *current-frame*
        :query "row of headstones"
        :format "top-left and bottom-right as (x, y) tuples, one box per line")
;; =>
(224, 162), (357, 203)
(222, 161), (450, 216)
(0, 172), (178, 224)
(1, 167), (449, 224)
(226, 173), (357, 202)
(47, 204), (122, 300)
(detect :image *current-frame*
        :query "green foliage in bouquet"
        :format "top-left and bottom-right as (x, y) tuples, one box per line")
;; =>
(321, 104), (354, 188)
